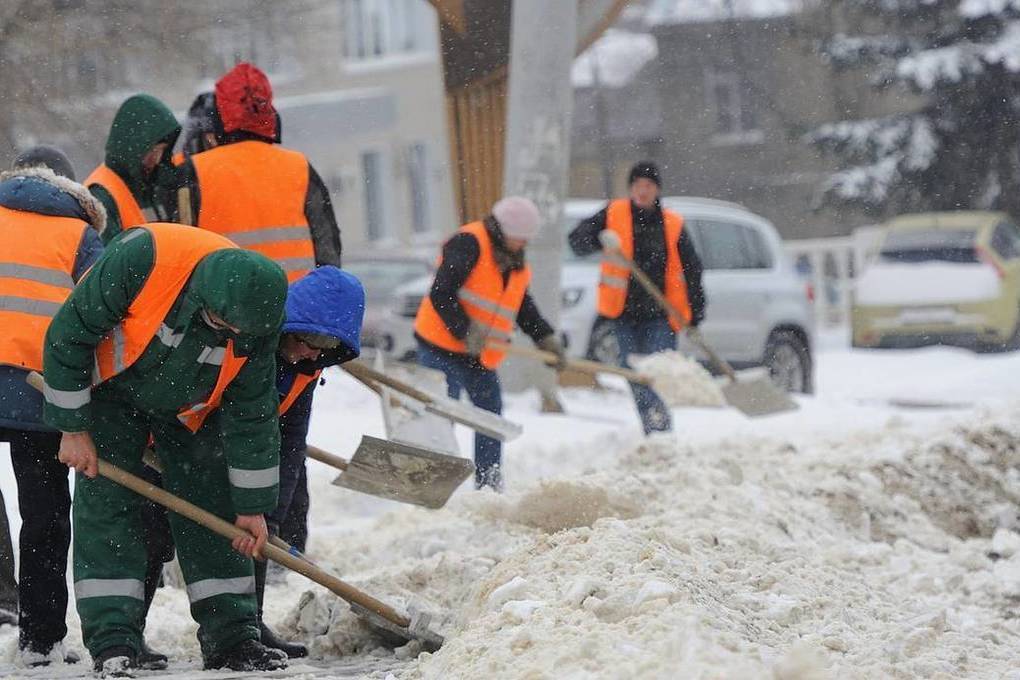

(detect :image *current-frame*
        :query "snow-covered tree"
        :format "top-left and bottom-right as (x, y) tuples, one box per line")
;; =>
(810, 0), (1020, 217)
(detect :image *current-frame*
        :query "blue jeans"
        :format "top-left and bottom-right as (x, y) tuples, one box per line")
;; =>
(612, 317), (676, 434)
(417, 341), (503, 490)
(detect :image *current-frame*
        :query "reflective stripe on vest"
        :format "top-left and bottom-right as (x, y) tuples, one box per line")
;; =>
(192, 141), (314, 283)
(414, 221), (532, 369)
(0, 205), (87, 371)
(278, 370), (321, 416)
(87, 223), (249, 432)
(84, 164), (146, 229)
(597, 199), (692, 332)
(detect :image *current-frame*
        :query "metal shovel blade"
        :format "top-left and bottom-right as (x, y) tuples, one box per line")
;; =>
(719, 371), (799, 417)
(333, 435), (475, 509)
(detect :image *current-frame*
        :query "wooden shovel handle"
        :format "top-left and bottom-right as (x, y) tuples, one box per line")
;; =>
(488, 341), (653, 385)
(344, 361), (436, 405)
(607, 250), (738, 381)
(98, 460), (410, 627)
(25, 371), (410, 629)
(305, 444), (349, 471)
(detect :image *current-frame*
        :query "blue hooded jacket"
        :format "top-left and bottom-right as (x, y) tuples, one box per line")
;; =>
(0, 172), (105, 431)
(281, 265), (365, 357)
(272, 266), (365, 523)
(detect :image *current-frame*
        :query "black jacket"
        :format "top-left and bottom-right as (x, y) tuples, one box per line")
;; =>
(568, 200), (706, 325)
(166, 142), (343, 267)
(417, 217), (554, 348)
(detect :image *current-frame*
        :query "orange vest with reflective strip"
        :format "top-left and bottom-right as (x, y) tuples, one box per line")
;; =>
(0, 206), (87, 371)
(85, 164), (147, 229)
(278, 370), (321, 415)
(192, 141), (314, 283)
(414, 222), (532, 369)
(597, 199), (691, 331)
(92, 222), (248, 433)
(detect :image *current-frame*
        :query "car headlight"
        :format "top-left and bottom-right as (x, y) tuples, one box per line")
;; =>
(561, 287), (584, 308)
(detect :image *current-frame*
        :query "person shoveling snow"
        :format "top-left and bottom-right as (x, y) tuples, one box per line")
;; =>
(633, 350), (726, 408)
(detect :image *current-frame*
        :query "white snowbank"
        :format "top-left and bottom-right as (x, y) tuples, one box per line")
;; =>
(634, 350), (727, 408)
(855, 261), (1000, 306)
(284, 414), (1020, 678)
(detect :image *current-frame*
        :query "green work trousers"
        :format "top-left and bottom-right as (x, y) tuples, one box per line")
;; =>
(72, 395), (258, 660)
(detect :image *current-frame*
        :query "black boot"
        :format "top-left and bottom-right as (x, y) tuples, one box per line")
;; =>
(92, 645), (136, 678)
(260, 621), (308, 658)
(137, 638), (168, 671)
(203, 639), (287, 671)
(255, 549), (308, 658)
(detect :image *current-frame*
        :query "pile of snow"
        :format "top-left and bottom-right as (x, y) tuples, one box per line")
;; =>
(572, 29), (658, 88)
(633, 350), (726, 408)
(276, 409), (1020, 678)
(855, 261), (1000, 306)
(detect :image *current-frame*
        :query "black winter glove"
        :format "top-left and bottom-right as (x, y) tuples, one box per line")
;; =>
(537, 334), (568, 371)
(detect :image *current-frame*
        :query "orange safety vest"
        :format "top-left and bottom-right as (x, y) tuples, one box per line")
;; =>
(92, 222), (249, 433)
(84, 164), (147, 229)
(414, 221), (532, 369)
(0, 206), (88, 371)
(192, 141), (314, 283)
(598, 199), (692, 331)
(278, 370), (321, 416)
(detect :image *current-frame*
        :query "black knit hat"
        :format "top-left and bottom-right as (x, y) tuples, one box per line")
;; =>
(628, 160), (661, 187)
(13, 145), (76, 180)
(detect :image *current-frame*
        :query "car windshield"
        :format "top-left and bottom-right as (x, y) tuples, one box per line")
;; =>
(879, 228), (978, 263)
(343, 260), (431, 301)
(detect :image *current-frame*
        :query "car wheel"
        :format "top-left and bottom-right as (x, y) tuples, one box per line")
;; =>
(764, 330), (813, 394)
(587, 319), (620, 365)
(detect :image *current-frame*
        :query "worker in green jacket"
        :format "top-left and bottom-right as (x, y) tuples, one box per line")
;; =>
(42, 222), (289, 675)
(85, 94), (181, 243)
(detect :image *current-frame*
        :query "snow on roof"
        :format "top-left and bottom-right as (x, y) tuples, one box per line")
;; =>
(960, 0), (1020, 18)
(644, 0), (805, 25)
(572, 29), (658, 88)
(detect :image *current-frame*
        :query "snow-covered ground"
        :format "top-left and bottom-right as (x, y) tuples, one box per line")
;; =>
(3, 330), (1020, 678)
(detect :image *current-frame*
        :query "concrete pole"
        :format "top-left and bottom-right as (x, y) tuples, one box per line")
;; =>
(500, 0), (578, 405)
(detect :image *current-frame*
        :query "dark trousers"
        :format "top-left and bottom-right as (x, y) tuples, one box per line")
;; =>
(613, 317), (676, 434)
(417, 341), (503, 490)
(139, 467), (175, 623)
(278, 461), (308, 553)
(0, 428), (70, 650)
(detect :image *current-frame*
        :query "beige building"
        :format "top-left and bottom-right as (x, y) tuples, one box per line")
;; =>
(6, 0), (456, 255)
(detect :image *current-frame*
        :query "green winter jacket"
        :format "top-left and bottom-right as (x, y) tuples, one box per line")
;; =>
(42, 228), (288, 514)
(91, 94), (180, 244)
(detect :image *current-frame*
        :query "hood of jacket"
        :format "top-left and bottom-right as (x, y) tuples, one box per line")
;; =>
(0, 166), (106, 233)
(188, 249), (288, 339)
(105, 94), (181, 201)
(283, 266), (364, 362)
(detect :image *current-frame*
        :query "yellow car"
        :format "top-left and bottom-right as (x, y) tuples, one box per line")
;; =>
(852, 211), (1020, 350)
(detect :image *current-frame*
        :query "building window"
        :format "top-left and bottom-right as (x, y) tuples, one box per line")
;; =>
(361, 150), (387, 242)
(341, 0), (437, 62)
(407, 142), (432, 234)
(705, 69), (762, 144)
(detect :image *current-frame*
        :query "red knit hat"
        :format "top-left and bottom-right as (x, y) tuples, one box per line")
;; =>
(214, 62), (278, 140)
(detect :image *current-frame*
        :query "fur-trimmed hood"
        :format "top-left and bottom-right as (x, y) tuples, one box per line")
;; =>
(0, 165), (107, 234)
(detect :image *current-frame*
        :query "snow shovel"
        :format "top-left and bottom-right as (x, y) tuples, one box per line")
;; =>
(486, 340), (655, 385)
(306, 440), (473, 509)
(344, 361), (523, 441)
(606, 250), (798, 417)
(24, 373), (445, 652)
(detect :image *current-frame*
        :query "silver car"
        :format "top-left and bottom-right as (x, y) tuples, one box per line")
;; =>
(382, 197), (815, 393)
